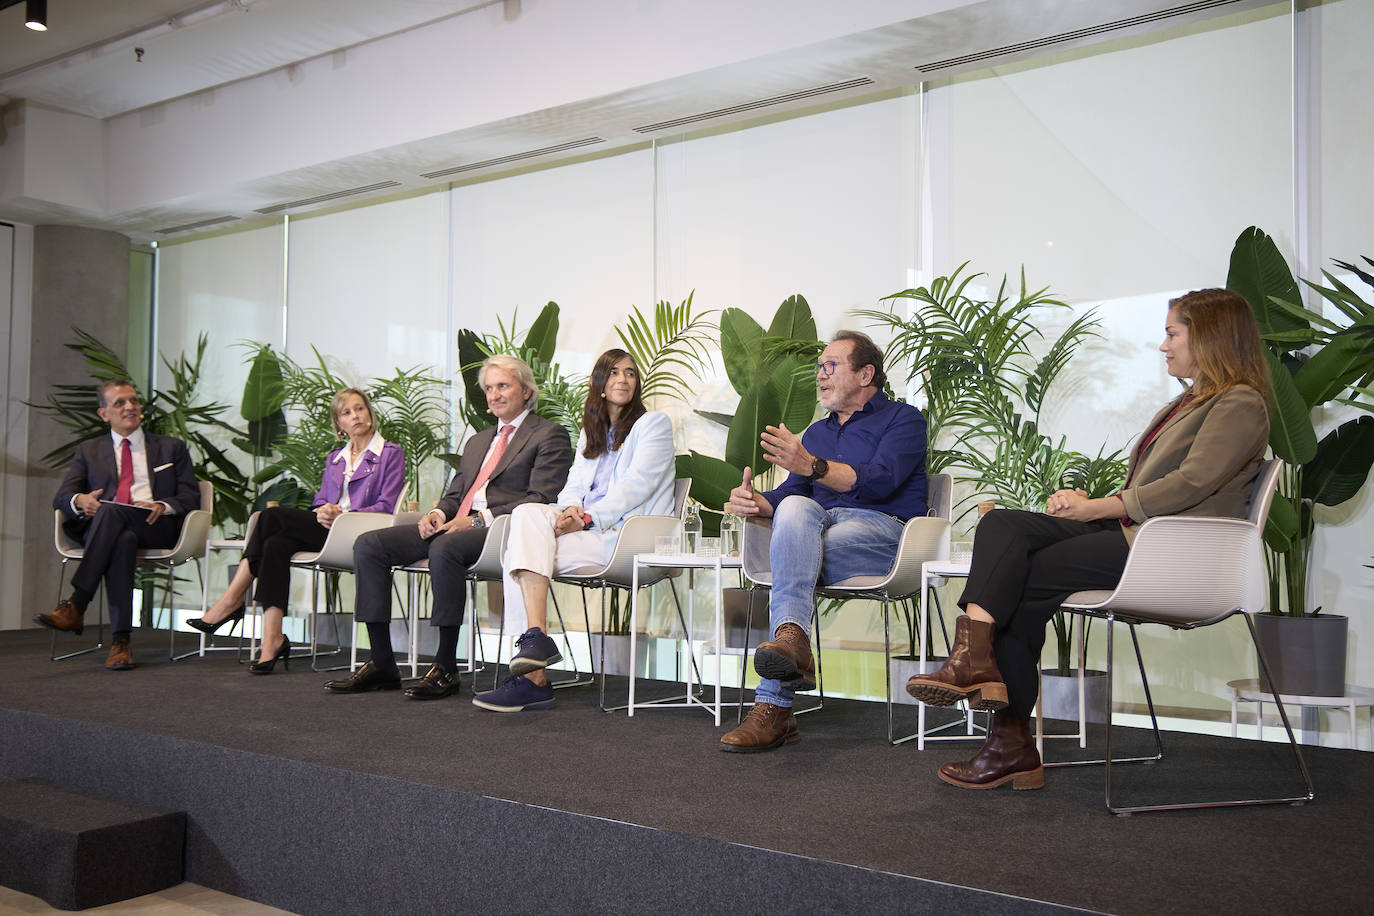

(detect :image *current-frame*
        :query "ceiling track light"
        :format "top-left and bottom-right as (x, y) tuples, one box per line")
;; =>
(25, 0), (47, 31)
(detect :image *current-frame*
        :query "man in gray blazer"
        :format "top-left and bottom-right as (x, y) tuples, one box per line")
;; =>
(35, 379), (200, 670)
(326, 355), (573, 699)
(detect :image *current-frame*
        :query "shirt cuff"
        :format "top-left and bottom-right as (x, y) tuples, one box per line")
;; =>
(479, 508), (493, 525)
(158, 501), (177, 516)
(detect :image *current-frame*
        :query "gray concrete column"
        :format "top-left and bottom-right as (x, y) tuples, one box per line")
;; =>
(13, 225), (131, 631)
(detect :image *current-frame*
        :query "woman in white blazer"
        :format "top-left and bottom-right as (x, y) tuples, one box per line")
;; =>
(473, 348), (676, 712)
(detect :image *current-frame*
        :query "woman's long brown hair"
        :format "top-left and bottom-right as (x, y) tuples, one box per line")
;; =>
(581, 348), (646, 459)
(1169, 288), (1272, 405)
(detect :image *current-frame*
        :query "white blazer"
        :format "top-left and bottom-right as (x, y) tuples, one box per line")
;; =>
(558, 410), (676, 531)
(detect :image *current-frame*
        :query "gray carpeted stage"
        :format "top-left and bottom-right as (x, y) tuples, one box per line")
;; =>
(1, 626), (1369, 915)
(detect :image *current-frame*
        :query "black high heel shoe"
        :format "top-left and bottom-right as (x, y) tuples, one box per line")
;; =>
(249, 636), (291, 675)
(187, 605), (246, 636)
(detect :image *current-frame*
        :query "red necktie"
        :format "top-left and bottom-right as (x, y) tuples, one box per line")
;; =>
(456, 425), (513, 518)
(116, 438), (134, 504)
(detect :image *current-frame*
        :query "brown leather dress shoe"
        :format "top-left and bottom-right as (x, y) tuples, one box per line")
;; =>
(33, 600), (85, 635)
(752, 622), (816, 691)
(905, 615), (1008, 710)
(938, 711), (1043, 790)
(105, 637), (134, 671)
(719, 702), (799, 753)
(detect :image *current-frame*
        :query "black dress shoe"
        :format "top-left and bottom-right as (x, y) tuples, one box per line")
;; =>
(323, 661), (401, 693)
(404, 664), (460, 700)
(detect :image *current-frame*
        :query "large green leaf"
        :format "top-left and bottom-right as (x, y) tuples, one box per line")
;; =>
(1227, 226), (1307, 347)
(726, 381), (778, 472)
(522, 302), (560, 366)
(240, 345), (285, 422)
(677, 451), (743, 519)
(1263, 492), (1299, 553)
(1302, 416), (1374, 507)
(767, 294), (818, 345)
(232, 408), (287, 457)
(720, 308), (764, 397)
(1293, 327), (1374, 408)
(1265, 349), (1318, 465)
(456, 328), (491, 432)
(769, 357), (819, 433)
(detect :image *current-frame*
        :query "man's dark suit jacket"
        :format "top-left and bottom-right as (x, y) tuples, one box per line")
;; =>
(435, 414), (573, 520)
(55, 431), (201, 532)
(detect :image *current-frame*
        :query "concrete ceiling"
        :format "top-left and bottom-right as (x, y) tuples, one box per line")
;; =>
(0, 0), (1271, 243)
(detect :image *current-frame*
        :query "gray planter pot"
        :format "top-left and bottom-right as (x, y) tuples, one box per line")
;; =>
(589, 633), (653, 678)
(889, 655), (947, 706)
(1252, 612), (1348, 697)
(1039, 669), (1109, 724)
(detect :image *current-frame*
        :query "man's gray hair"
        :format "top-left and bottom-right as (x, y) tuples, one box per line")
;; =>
(478, 354), (539, 409)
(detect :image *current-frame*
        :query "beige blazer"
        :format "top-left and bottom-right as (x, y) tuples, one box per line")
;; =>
(1118, 384), (1269, 545)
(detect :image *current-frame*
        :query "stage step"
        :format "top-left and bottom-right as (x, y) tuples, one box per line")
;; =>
(0, 778), (185, 911)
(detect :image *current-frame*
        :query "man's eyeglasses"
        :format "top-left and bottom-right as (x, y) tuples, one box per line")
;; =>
(815, 359), (840, 378)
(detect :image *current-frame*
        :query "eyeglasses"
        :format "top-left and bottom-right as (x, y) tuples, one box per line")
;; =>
(815, 359), (840, 378)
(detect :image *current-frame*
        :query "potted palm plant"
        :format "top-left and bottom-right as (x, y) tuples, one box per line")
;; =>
(1227, 227), (1374, 695)
(861, 266), (1126, 720)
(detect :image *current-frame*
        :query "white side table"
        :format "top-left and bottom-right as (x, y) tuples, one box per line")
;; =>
(629, 553), (741, 726)
(1228, 678), (1374, 749)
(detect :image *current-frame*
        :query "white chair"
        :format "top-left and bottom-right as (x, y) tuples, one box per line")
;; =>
(49, 481), (214, 662)
(1051, 458), (1314, 815)
(283, 510), (399, 671)
(552, 478), (696, 712)
(815, 473), (951, 745)
(391, 513), (509, 681)
(736, 474), (952, 744)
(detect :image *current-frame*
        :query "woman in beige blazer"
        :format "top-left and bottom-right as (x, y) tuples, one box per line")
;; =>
(906, 288), (1271, 791)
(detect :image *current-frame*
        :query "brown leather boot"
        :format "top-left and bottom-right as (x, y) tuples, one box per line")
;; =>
(753, 622), (816, 691)
(33, 600), (85, 635)
(938, 711), (1043, 790)
(719, 702), (799, 753)
(904, 615), (1007, 710)
(105, 637), (134, 671)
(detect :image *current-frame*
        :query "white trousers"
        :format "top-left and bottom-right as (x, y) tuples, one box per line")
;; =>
(501, 503), (618, 632)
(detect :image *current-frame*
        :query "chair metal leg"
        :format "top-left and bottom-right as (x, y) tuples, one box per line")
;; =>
(1046, 619), (1164, 772)
(884, 598), (922, 746)
(546, 588), (593, 690)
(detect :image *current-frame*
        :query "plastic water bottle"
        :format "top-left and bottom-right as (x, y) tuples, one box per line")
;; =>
(682, 503), (702, 555)
(720, 508), (742, 557)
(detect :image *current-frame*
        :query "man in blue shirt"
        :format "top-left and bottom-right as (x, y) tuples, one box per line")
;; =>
(720, 330), (927, 752)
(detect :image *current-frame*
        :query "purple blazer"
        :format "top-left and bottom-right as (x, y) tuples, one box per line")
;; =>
(313, 441), (406, 514)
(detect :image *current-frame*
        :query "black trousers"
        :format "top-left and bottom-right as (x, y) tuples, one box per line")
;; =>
(70, 503), (184, 638)
(243, 507), (328, 610)
(958, 509), (1131, 721)
(353, 523), (487, 627)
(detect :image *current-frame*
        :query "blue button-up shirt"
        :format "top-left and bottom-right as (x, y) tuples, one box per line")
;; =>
(763, 391), (927, 520)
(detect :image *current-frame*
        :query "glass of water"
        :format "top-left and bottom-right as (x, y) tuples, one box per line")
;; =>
(697, 537), (721, 558)
(654, 535), (680, 556)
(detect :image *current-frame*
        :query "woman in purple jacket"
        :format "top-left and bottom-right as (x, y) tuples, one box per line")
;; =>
(190, 388), (405, 673)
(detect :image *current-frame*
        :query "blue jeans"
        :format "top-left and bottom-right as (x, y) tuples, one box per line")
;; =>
(755, 496), (905, 708)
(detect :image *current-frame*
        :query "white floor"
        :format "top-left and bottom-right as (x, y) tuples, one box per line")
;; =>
(0, 883), (293, 916)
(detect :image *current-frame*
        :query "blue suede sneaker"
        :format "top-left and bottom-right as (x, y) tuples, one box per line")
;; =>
(472, 675), (556, 713)
(508, 627), (563, 676)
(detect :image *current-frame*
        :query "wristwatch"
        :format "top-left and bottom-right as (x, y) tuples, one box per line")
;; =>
(807, 457), (829, 482)
(469, 513), (485, 529)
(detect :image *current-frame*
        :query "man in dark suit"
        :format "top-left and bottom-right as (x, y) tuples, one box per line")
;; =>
(325, 355), (573, 698)
(35, 379), (200, 670)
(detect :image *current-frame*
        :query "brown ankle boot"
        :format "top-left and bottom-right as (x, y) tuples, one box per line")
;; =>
(938, 711), (1043, 790)
(752, 623), (815, 691)
(33, 600), (85, 635)
(904, 615), (1007, 710)
(719, 702), (799, 753)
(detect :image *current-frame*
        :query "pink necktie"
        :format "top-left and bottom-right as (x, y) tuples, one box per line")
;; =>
(456, 425), (513, 518)
(116, 438), (134, 504)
